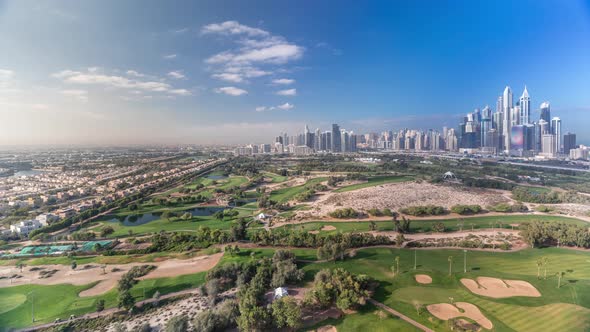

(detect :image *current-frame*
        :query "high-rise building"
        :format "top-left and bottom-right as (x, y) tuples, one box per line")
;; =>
(540, 102), (551, 126)
(331, 123), (341, 152)
(502, 86), (513, 152)
(519, 86), (531, 124)
(542, 134), (556, 157)
(563, 133), (577, 155)
(551, 117), (562, 153)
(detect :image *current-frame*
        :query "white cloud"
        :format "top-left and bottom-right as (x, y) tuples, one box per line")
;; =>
(126, 70), (145, 77)
(169, 89), (192, 96)
(277, 102), (294, 110)
(276, 88), (296, 96)
(0, 69), (15, 80)
(272, 78), (295, 85)
(215, 86), (248, 96)
(167, 71), (185, 79)
(163, 54), (177, 59)
(212, 73), (244, 83)
(255, 106), (267, 112)
(172, 27), (189, 34)
(201, 21), (269, 37)
(0, 69), (16, 89)
(52, 68), (191, 97)
(61, 89), (89, 102)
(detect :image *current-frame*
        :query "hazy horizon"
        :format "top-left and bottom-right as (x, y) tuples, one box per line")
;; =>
(1, 0), (589, 146)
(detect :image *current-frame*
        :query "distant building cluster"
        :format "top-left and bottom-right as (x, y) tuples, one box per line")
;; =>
(233, 85), (583, 160)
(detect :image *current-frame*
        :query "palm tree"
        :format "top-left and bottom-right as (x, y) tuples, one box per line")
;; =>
(536, 258), (543, 279)
(395, 256), (400, 275)
(448, 256), (454, 275)
(557, 271), (566, 288)
(543, 257), (549, 279)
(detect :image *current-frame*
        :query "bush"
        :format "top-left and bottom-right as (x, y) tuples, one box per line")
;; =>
(432, 222), (445, 233)
(400, 205), (446, 216)
(450, 204), (482, 215)
(329, 208), (359, 219)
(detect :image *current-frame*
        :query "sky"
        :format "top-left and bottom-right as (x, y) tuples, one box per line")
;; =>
(0, 0), (589, 146)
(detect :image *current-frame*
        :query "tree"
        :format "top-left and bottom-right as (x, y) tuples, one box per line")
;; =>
(118, 290), (135, 310)
(536, 258), (543, 279)
(369, 221), (377, 231)
(71, 261), (77, 270)
(432, 222), (445, 233)
(395, 256), (400, 275)
(557, 271), (566, 288)
(165, 315), (188, 332)
(543, 257), (549, 279)
(448, 256), (453, 275)
(101, 265), (107, 274)
(161, 211), (171, 222)
(153, 290), (161, 306)
(16, 263), (25, 273)
(271, 296), (302, 330)
(112, 322), (127, 332)
(96, 299), (105, 312)
(101, 226), (115, 237)
(412, 300), (423, 315)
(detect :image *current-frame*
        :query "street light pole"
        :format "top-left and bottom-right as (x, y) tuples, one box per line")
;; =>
(414, 249), (417, 270)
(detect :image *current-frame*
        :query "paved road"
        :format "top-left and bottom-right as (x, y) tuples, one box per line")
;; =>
(16, 287), (202, 332)
(368, 298), (435, 332)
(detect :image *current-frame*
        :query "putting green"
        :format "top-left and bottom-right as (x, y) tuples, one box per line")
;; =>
(0, 294), (26, 314)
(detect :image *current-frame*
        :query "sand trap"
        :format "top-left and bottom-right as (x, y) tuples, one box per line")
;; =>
(415, 274), (432, 284)
(317, 325), (337, 332)
(427, 302), (493, 329)
(461, 276), (541, 298)
(0, 253), (223, 297)
(322, 225), (337, 231)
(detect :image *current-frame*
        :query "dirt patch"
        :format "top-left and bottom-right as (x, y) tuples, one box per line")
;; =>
(461, 276), (541, 298)
(303, 182), (508, 218)
(309, 230), (320, 234)
(415, 274), (432, 284)
(427, 302), (493, 329)
(316, 325), (337, 332)
(0, 253), (223, 297)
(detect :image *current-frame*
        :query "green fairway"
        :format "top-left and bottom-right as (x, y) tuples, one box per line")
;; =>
(334, 175), (415, 192)
(269, 177), (327, 203)
(276, 214), (587, 234)
(0, 271), (209, 330)
(263, 172), (288, 183)
(302, 247), (590, 332)
(306, 302), (420, 332)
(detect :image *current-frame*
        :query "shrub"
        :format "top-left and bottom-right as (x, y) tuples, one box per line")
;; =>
(450, 204), (482, 215)
(400, 205), (446, 216)
(329, 208), (359, 219)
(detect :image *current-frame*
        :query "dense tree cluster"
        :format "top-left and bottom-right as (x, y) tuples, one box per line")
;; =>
(487, 202), (529, 213)
(512, 187), (562, 204)
(400, 205), (446, 216)
(393, 216), (412, 233)
(329, 208), (360, 219)
(304, 268), (374, 310)
(192, 299), (239, 332)
(367, 208), (393, 217)
(250, 229), (391, 248)
(117, 265), (156, 310)
(450, 204), (482, 215)
(462, 177), (516, 190)
(520, 221), (590, 248)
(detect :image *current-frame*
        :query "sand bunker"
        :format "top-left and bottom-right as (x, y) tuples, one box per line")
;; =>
(461, 276), (541, 298)
(317, 326), (337, 332)
(0, 253), (223, 297)
(415, 274), (432, 284)
(427, 302), (493, 329)
(308, 225), (337, 234)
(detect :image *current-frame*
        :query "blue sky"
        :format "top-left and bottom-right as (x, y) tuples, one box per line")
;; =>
(0, 0), (589, 145)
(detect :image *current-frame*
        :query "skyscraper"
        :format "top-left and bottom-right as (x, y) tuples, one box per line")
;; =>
(563, 133), (577, 155)
(519, 86), (530, 124)
(540, 101), (551, 123)
(551, 117), (562, 153)
(502, 86), (513, 152)
(331, 123), (341, 152)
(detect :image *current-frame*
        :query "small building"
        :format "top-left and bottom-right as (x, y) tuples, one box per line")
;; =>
(274, 287), (289, 300)
(256, 213), (270, 221)
(10, 220), (43, 236)
(36, 213), (60, 226)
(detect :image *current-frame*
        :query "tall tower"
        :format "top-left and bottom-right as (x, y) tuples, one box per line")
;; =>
(502, 86), (513, 152)
(551, 117), (562, 153)
(540, 102), (551, 131)
(331, 123), (341, 152)
(519, 86), (531, 125)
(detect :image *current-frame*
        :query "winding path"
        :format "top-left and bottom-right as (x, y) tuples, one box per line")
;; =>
(368, 298), (434, 332)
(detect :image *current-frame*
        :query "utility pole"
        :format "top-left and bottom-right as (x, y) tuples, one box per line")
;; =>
(414, 249), (417, 270)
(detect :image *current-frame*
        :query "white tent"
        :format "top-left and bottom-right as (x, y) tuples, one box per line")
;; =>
(443, 171), (457, 180)
(274, 287), (288, 299)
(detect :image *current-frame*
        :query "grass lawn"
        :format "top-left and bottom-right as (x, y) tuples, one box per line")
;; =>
(93, 216), (237, 238)
(276, 214), (588, 234)
(334, 175), (415, 193)
(263, 172), (288, 183)
(269, 177), (327, 203)
(305, 302), (421, 332)
(301, 247), (590, 332)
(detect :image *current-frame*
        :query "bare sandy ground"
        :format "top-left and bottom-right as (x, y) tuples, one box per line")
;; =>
(415, 274), (432, 284)
(460, 276), (541, 298)
(316, 325), (337, 332)
(427, 302), (493, 329)
(302, 182), (508, 217)
(0, 253), (223, 296)
(308, 225), (337, 234)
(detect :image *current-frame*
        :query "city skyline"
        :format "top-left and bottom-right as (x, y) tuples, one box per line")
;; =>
(1, 0), (590, 146)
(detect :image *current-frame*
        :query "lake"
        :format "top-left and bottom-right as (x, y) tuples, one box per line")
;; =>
(106, 206), (226, 226)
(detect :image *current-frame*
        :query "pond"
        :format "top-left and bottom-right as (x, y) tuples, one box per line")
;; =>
(206, 174), (228, 180)
(106, 206), (226, 226)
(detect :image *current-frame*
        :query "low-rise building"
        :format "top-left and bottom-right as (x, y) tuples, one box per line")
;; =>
(10, 219), (43, 236)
